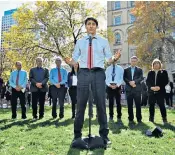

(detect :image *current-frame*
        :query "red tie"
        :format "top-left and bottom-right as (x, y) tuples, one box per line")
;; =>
(16, 71), (20, 86)
(87, 41), (93, 69)
(58, 68), (62, 82)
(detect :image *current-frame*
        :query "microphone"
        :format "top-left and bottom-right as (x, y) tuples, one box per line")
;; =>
(88, 34), (92, 46)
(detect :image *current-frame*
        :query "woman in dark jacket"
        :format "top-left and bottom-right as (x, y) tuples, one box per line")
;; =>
(68, 63), (79, 119)
(146, 59), (168, 123)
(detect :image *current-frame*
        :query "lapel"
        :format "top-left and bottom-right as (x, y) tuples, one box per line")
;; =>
(156, 70), (161, 85)
(129, 67), (132, 80)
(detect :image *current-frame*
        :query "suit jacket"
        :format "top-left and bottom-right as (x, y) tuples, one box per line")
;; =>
(67, 72), (73, 88)
(146, 70), (168, 95)
(29, 67), (49, 92)
(123, 66), (143, 93)
(170, 82), (174, 95)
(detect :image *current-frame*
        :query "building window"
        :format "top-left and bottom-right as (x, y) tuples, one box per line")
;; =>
(115, 33), (121, 44)
(114, 16), (121, 25)
(130, 14), (136, 23)
(115, 1), (121, 10)
(130, 49), (136, 57)
(130, 1), (135, 7)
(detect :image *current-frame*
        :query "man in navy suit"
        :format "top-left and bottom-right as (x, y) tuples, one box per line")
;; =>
(124, 56), (143, 123)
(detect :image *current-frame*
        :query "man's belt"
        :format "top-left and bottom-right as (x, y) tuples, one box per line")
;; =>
(80, 67), (103, 71)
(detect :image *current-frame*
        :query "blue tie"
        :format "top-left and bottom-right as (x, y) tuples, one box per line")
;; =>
(112, 65), (115, 81)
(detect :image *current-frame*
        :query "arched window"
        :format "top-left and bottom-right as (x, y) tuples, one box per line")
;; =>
(115, 33), (121, 44)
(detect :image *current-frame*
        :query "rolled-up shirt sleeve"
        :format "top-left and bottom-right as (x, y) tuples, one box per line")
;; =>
(104, 40), (112, 62)
(72, 40), (81, 62)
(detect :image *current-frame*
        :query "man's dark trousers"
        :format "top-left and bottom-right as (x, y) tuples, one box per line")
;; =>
(74, 68), (109, 139)
(11, 88), (26, 119)
(50, 85), (65, 118)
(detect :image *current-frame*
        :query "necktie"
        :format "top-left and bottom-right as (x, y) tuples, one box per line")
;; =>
(131, 67), (135, 80)
(87, 37), (93, 69)
(58, 68), (62, 82)
(112, 65), (116, 81)
(16, 70), (20, 86)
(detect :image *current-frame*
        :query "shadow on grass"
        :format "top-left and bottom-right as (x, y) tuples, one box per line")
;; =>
(108, 120), (128, 134)
(0, 118), (9, 124)
(66, 146), (105, 155)
(0, 118), (74, 131)
(153, 122), (175, 131)
(127, 121), (151, 135)
(25, 118), (73, 131)
(0, 119), (37, 131)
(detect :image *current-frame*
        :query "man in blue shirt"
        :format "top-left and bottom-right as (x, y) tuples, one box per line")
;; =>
(29, 57), (49, 119)
(105, 61), (124, 121)
(9, 61), (27, 119)
(49, 57), (68, 119)
(65, 17), (121, 145)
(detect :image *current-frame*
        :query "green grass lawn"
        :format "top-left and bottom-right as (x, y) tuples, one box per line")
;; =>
(0, 105), (174, 155)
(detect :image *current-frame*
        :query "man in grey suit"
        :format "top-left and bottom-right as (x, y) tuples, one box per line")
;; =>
(29, 57), (49, 119)
(123, 56), (143, 123)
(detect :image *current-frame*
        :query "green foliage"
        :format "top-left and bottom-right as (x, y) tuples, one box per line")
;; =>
(128, 1), (175, 70)
(2, 1), (106, 79)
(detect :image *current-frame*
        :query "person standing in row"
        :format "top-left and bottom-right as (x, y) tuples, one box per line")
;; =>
(68, 62), (79, 119)
(29, 57), (49, 119)
(49, 57), (68, 119)
(105, 60), (124, 122)
(146, 59), (168, 123)
(124, 56), (143, 124)
(9, 61), (27, 119)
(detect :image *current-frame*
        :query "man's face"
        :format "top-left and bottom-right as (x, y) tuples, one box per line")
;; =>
(85, 20), (97, 35)
(36, 58), (43, 67)
(55, 59), (62, 68)
(16, 62), (22, 70)
(130, 58), (138, 67)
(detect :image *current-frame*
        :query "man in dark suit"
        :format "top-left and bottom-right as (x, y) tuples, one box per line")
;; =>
(29, 57), (49, 119)
(124, 56), (143, 123)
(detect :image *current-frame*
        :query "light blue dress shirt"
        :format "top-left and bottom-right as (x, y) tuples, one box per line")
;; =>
(105, 64), (124, 86)
(9, 70), (27, 89)
(72, 34), (112, 69)
(131, 66), (135, 80)
(49, 67), (67, 85)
